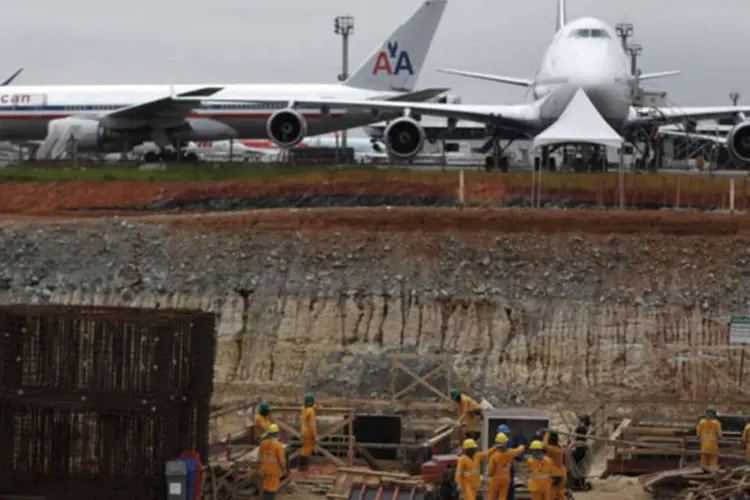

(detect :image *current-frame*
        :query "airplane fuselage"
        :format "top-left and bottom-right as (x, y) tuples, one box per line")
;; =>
(530, 17), (632, 133)
(0, 83), (406, 148)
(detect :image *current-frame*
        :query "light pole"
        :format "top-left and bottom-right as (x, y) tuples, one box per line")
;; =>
(627, 43), (642, 80)
(627, 43), (643, 104)
(334, 15), (354, 163)
(615, 22), (633, 53)
(730, 92), (741, 106)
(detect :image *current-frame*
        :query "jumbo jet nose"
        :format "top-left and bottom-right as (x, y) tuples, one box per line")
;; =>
(567, 51), (619, 90)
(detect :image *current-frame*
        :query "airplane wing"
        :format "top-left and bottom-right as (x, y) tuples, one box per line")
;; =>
(377, 87), (451, 102)
(437, 68), (532, 87)
(183, 95), (540, 132)
(631, 105), (750, 126)
(1, 68), (23, 86)
(638, 70), (681, 82)
(104, 86), (224, 122)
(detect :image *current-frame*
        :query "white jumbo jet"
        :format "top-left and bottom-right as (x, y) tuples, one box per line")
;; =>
(0, 0), (449, 162)
(189, 0), (750, 166)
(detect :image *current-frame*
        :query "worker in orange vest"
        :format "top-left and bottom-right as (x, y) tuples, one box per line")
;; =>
(543, 431), (567, 500)
(742, 421), (750, 461)
(451, 388), (482, 441)
(258, 424), (286, 499)
(455, 439), (492, 500)
(527, 440), (561, 500)
(253, 401), (272, 444)
(487, 432), (525, 500)
(696, 406), (722, 468)
(299, 393), (317, 471)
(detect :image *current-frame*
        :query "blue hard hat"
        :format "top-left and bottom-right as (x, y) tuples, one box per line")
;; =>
(497, 424), (510, 434)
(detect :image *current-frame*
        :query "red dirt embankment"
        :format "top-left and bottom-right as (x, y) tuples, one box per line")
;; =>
(0, 172), (748, 214)
(155, 207), (750, 236)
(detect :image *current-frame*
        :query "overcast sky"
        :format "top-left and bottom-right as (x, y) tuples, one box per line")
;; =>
(3, 0), (746, 107)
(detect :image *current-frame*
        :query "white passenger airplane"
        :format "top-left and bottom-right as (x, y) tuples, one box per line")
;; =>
(0, 0), (449, 162)
(190, 0), (750, 166)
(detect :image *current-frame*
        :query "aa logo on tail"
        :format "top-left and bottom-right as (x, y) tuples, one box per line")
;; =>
(372, 41), (414, 76)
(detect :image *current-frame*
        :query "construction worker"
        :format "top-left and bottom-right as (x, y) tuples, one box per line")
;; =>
(455, 439), (492, 500)
(253, 401), (272, 444)
(696, 406), (722, 468)
(496, 425), (517, 500)
(487, 433), (525, 500)
(258, 424), (286, 499)
(451, 388), (482, 441)
(527, 440), (561, 500)
(299, 393), (317, 471)
(742, 421), (750, 461)
(544, 431), (567, 500)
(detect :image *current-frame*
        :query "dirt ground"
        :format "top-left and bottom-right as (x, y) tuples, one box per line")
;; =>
(0, 172), (743, 214)
(4, 205), (750, 237)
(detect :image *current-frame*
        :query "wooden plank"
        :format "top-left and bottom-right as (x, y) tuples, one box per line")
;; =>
(274, 419), (345, 467)
(393, 362), (448, 401)
(392, 359), (451, 402)
(387, 354), (451, 360)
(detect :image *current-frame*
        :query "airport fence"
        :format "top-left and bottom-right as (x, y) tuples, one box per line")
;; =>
(0, 304), (217, 500)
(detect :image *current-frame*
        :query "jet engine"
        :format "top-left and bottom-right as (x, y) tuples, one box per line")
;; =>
(383, 117), (425, 159)
(726, 121), (750, 164)
(49, 117), (110, 149)
(266, 109), (307, 147)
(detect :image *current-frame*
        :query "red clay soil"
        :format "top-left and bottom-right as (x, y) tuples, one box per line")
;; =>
(0, 181), (456, 214)
(155, 207), (750, 236)
(0, 176), (746, 214)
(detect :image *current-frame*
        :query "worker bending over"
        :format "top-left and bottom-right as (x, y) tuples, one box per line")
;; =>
(487, 433), (525, 500)
(742, 421), (750, 462)
(253, 401), (273, 444)
(451, 388), (482, 441)
(543, 431), (567, 500)
(258, 424), (286, 499)
(696, 406), (723, 469)
(527, 440), (562, 500)
(299, 393), (317, 471)
(455, 439), (492, 500)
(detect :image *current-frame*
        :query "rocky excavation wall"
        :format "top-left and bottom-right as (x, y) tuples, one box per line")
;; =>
(2, 212), (749, 405)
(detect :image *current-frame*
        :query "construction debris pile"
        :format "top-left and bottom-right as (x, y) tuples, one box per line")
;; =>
(643, 466), (750, 499)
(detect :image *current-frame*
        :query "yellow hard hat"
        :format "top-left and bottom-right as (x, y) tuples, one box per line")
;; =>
(267, 424), (279, 434)
(462, 439), (478, 450)
(495, 433), (508, 444)
(529, 440), (544, 450)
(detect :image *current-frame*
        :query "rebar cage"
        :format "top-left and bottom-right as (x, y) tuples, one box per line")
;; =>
(0, 304), (216, 499)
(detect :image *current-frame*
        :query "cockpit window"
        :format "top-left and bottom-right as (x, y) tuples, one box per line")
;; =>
(569, 28), (610, 38)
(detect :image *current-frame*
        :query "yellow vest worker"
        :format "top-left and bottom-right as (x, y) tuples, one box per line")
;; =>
(696, 406), (722, 468)
(258, 424), (286, 498)
(299, 393), (317, 471)
(527, 440), (561, 500)
(451, 388), (482, 438)
(742, 423), (750, 461)
(487, 433), (525, 500)
(454, 439), (491, 500)
(253, 401), (272, 443)
(544, 431), (567, 500)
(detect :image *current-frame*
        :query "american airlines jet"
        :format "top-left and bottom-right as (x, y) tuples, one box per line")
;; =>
(0, 0), (448, 162)
(192, 0), (750, 166)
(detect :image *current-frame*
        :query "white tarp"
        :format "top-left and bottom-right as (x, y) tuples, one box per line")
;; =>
(532, 88), (624, 149)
